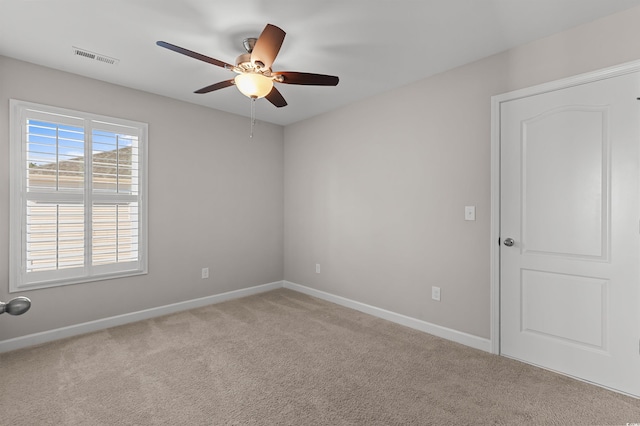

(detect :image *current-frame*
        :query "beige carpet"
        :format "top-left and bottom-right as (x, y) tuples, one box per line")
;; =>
(1, 289), (639, 425)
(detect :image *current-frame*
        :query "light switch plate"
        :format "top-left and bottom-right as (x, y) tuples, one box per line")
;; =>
(465, 206), (476, 221)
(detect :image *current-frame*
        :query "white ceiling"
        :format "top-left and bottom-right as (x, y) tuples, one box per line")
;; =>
(2, 0), (640, 126)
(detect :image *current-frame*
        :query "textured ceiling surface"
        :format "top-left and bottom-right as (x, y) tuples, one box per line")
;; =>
(2, 0), (640, 125)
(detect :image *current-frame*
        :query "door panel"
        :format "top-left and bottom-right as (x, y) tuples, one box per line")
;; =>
(522, 107), (608, 259)
(521, 270), (607, 350)
(500, 72), (640, 397)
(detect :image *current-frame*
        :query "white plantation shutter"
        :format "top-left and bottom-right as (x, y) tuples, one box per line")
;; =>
(10, 100), (148, 291)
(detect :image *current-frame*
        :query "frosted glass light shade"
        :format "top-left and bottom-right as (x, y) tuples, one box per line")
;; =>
(234, 73), (274, 99)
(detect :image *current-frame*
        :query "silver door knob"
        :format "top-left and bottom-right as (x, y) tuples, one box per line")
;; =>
(0, 297), (31, 315)
(503, 238), (515, 247)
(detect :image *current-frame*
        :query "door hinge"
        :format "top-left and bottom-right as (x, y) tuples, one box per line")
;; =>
(498, 237), (501, 246)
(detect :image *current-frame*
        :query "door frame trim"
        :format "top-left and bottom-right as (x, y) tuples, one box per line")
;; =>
(490, 58), (640, 355)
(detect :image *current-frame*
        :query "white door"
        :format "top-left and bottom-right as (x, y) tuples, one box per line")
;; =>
(500, 71), (640, 397)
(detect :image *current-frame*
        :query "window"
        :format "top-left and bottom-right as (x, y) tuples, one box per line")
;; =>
(10, 100), (148, 291)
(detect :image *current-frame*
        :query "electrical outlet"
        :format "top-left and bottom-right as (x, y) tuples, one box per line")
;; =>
(201, 267), (209, 279)
(432, 286), (441, 301)
(315, 264), (321, 274)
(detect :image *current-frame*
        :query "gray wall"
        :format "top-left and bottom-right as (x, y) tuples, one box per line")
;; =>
(0, 56), (284, 340)
(283, 5), (640, 339)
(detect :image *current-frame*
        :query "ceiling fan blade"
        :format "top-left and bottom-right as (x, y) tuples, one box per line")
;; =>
(194, 79), (235, 94)
(265, 86), (287, 108)
(251, 24), (285, 69)
(273, 72), (339, 86)
(156, 41), (234, 69)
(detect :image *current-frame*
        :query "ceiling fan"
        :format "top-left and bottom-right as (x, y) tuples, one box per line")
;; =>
(156, 23), (339, 108)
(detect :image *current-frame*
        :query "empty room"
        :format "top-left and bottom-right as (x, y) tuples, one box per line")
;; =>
(1, 1), (640, 424)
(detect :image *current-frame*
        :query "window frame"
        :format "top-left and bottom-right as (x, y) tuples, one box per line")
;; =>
(9, 99), (148, 292)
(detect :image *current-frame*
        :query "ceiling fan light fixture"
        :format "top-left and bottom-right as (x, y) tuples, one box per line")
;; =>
(234, 73), (273, 99)
(157, 23), (339, 111)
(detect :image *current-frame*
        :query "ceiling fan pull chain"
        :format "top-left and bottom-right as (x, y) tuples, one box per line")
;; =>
(250, 97), (256, 138)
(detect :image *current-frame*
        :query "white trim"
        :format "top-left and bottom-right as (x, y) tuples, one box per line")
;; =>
(0, 281), (283, 353)
(283, 281), (492, 353)
(9, 99), (149, 292)
(2, 280), (493, 354)
(489, 58), (640, 358)
(492, 58), (640, 105)
(490, 95), (501, 355)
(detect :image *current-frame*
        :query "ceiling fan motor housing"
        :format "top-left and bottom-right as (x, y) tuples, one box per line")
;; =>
(235, 52), (252, 68)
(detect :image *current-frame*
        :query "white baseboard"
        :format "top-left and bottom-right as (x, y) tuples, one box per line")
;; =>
(1, 279), (491, 354)
(0, 281), (283, 353)
(283, 281), (492, 353)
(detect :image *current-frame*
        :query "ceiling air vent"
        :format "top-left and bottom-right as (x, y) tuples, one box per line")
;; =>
(72, 47), (119, 65)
